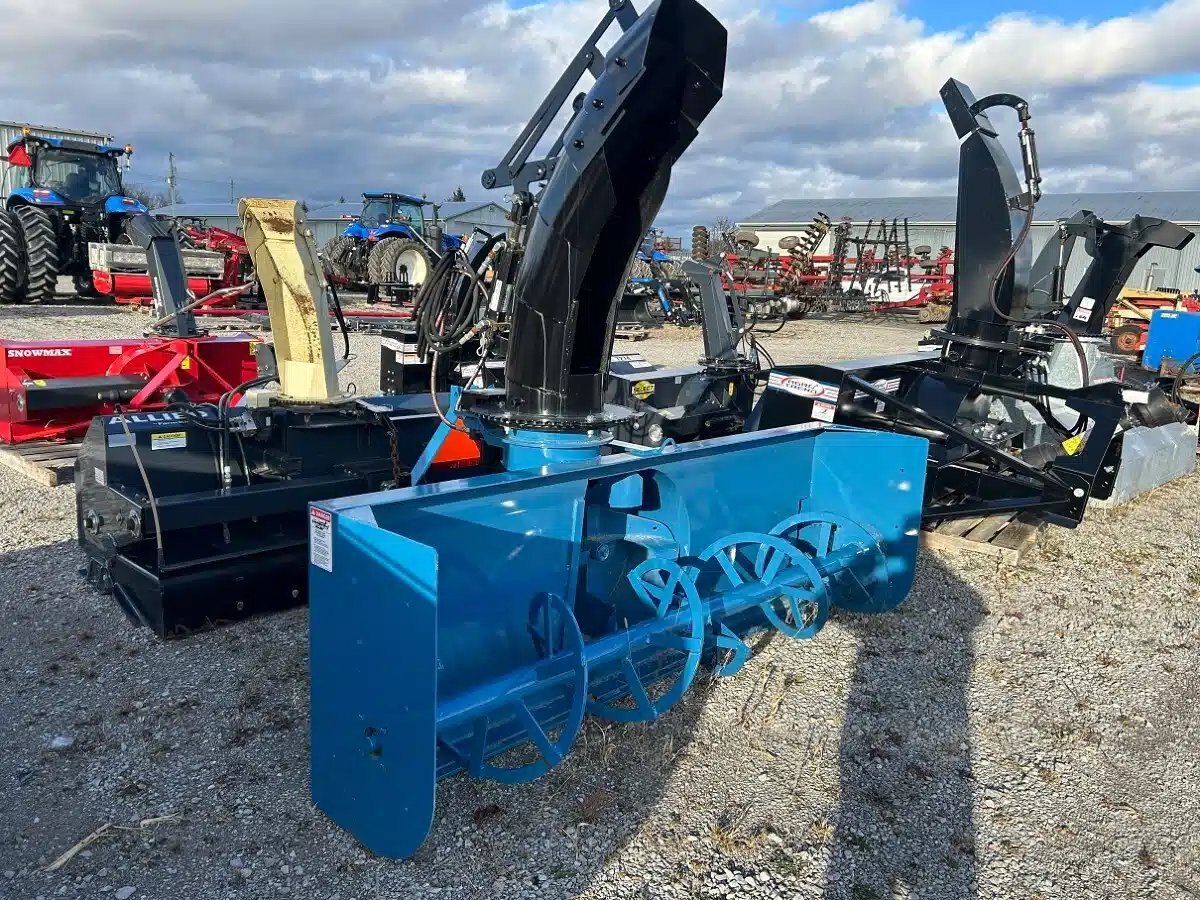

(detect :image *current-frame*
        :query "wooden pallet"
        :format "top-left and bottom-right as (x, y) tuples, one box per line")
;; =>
(0, 439), (82, 487)
(921, 511), (1046, 565)
(614, 324), (649, 341)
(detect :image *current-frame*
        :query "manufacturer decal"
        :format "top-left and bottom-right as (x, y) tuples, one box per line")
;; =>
(611, 353), (653, 370)
(310, 507), (333, 572)
(120, 412), (185, 424)
(767, 372), (839, 401)
(8, 347), (71, 358)
(150, 431), (187, 450)
(631, 380), (656, 401)
(853, 377), (901, 401)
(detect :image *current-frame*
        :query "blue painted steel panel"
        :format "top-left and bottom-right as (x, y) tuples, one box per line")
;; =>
(103, 195), (147, 214)
(309, 423), (927, 858)
(1144, 309), (1200, 371)
(9, 186), (64, 206)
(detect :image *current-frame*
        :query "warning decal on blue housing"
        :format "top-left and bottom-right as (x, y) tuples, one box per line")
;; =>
(310, 507), (333, 572)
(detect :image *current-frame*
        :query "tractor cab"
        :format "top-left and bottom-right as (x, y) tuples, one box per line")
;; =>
(4, 135), (143, 215)
(360, 193), (424, 231)
(345, 192), (427, 243)
(0, 133), (214, 305)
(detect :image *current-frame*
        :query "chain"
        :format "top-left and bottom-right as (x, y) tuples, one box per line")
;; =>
(385, 416), (405, 488)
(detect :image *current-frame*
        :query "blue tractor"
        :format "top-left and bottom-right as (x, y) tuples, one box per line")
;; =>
(0, 133), (149, 302)
(322, 192), (464, 297)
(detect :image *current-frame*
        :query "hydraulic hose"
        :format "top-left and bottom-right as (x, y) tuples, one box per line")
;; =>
(412, 246), (492, 357)
(1171, 350), (1200, 407)
(323, 272), (351, 360)
(964, 96), (1092, 429)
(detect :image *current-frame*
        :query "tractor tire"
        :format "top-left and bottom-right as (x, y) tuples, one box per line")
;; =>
(1109, 324), (1145, 355)
(0, 209), (26, 304)
(368, 238), (431, 291)
(322, 235), (357, 281)
(13, 206), (59, 303)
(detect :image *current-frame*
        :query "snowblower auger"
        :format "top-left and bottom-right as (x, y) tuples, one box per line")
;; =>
(310, 425), (926, 858)
(309, 0), (928, 858)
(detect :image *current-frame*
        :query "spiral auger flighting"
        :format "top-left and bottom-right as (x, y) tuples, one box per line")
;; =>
(423, 512), (892, 793)
(310, 425), (927, 859)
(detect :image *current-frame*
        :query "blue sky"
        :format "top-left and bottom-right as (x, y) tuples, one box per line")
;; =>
(903, 0), (1154, 25)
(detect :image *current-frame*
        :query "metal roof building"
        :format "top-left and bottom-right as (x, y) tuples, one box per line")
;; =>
(151, 200), (511, 249)
(740, 191), (1200, 294)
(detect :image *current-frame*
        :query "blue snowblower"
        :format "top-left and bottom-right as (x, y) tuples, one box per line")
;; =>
(308, 0), (928, 858)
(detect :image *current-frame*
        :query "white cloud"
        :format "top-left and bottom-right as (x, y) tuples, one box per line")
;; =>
(0, 0), (1195, 237)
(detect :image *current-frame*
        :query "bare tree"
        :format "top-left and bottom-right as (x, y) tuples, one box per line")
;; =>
(708, 215), (737, 256)
(125, 183), (176, 210)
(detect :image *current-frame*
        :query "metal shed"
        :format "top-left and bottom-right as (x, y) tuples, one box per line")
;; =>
(740, 192), (1200, 294)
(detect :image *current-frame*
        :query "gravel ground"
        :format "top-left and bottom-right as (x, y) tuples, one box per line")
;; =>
(1, 301), (1198, 900)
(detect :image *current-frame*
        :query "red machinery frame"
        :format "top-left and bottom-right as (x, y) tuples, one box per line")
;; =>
(869, 247), (955, 313)
(98, 224), (254, 308)
(0, 335), (261, 443)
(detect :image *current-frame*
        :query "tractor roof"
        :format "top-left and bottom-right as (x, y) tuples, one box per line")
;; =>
(362, 191), (426, 205)
(7, 135), (130, 157)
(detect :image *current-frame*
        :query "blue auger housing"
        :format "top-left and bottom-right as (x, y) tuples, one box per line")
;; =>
(309, 423), (927, 858)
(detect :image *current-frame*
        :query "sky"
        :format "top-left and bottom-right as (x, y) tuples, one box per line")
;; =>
(0, 0), (1197, 238)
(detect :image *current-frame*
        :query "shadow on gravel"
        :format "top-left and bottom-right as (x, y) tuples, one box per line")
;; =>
(823, 554), (984, 900)
(0, 536), (709, 900)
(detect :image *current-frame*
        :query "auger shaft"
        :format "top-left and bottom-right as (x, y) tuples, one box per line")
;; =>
(435, 534), (875, 739)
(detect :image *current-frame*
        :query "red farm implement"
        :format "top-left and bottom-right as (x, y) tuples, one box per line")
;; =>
(0, 334), (260, 444)
(96, 220), (255, 308)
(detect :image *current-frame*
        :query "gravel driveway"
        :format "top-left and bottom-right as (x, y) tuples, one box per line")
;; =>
(0, 301), (1197, 900)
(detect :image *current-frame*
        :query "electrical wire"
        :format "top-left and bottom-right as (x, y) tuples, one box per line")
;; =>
(217, 375), (277, 488)
(116, 408), (164, 564)
(166, 401), (225, 432)
(146, 281), (255, 332)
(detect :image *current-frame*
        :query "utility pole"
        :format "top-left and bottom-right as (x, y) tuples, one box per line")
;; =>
(167, 153), (178, 215)
(229, 178), (235, 204)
